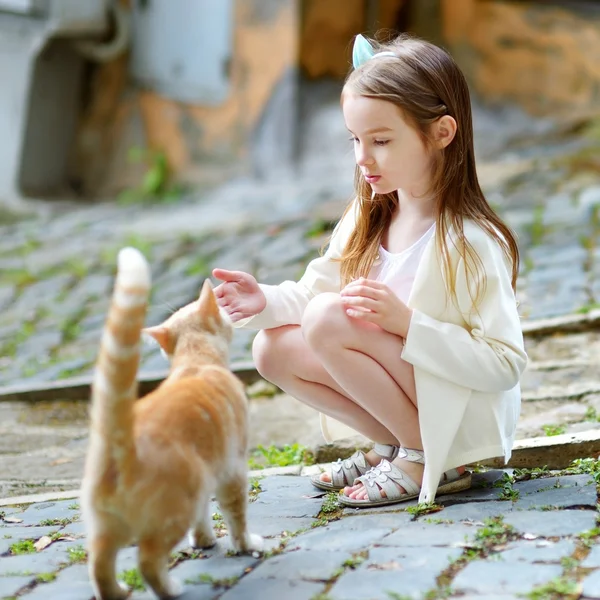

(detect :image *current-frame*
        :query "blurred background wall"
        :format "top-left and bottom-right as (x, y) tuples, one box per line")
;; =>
(1, 0), (599, 206)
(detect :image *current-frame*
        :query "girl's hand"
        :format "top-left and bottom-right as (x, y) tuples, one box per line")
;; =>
(212, 269), (267, 322)
(340, 278), (413, 337)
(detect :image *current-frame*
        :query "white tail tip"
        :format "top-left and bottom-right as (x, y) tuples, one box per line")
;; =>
(117, 247), (151, 288)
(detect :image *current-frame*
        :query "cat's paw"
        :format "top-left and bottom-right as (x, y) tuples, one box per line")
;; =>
(92, 581), (129, 600)
(247, 533), (264, 553)
(164, 577), (183, 598)
(232, 532), (264, 555)
(188, 530), (217, 550)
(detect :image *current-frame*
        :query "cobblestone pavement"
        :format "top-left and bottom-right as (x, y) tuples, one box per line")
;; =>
(0, 469), (599, 600)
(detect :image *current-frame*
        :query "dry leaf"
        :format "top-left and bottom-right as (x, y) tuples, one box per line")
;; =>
(50, 458), (73, 466)
(54, 535), (76, 542)
(34, 536), (53, 551)
(3, 516), (23, 524)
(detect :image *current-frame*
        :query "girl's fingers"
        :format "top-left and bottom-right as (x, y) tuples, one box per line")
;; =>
(342, 296), (378, 311)
(345, 307), (376, 321)
(341, 285), (382, 300)
(212, 269), (249, 283)
(228, 310), (244, 323)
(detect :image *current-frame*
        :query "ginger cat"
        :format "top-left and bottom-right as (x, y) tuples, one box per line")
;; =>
(81, 247), (262, 600)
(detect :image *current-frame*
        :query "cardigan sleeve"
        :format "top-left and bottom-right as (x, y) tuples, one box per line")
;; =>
(401, 229), (527, 393)
(234, 201), (356, 330)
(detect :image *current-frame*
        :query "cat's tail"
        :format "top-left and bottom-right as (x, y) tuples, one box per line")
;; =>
(90, 247), (150, 459)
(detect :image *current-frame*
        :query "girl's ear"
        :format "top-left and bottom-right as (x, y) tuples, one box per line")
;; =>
(432, 115), (457, 149)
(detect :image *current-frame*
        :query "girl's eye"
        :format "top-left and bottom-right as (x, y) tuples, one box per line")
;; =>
(348, 136), (359, 144)
(374, 139), (390, 146)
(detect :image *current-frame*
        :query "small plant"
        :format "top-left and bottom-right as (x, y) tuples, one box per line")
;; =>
(527, 205), (546, 246)
(248, 443), (314, 469)
(39, 517), (77, 527)
(579, 527), (600, 546)
(494, 473), (520, 502)
(321, 491), (341, 515)
(512, 466), (549, 481)
(9, 540), (35, 555)
(560, 556), (579, 571)
(67, 545), (88, 563)
(185, 256), (210, 277)
(526, 577), (579, 599)
(561, 457), (600, 484)
(118, 146), (181, 205)
(585, 407), (600, 422)
(305, 219), (335, 239)
(424, 517), (454, 524)
(406, 502), (443, 518)
(119, 568), (145, 591)
(36, 572), (57, 583)
(68, 503), (80, 510)
(311, 518), (329, 528)
(185, 573), (239, 588)
(342, 553), (366, 569)
(542, 424), (566, 437)
(248, 477), (262, 500)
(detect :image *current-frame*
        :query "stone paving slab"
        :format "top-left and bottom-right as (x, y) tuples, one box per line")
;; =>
(0, 470), (597, 600)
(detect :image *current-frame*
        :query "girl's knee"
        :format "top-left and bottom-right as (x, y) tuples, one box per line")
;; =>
(302, 293), (346, 349)
(251, 330), (279, 381)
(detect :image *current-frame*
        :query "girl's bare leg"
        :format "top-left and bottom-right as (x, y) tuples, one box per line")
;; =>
(253, 293), (424, 500)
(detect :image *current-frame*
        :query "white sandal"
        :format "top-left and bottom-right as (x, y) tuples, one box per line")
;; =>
(338, 446), (471, 508)
(311, 443), (399, 492)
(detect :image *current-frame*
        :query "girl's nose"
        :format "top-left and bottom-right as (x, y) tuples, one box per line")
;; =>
(356, 146), (374, 166)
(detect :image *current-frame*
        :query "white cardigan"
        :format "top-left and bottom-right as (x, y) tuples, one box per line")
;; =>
(236, 204), (528, 502)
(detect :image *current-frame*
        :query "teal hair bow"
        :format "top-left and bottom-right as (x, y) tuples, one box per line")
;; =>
(352, 34), (395, 68)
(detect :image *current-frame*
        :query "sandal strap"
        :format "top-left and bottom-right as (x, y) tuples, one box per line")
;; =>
(373, 443), (399, 460)
(397, 446), (425, 464)
(330, 450), (369, 487)
(355, 459), (421, 502)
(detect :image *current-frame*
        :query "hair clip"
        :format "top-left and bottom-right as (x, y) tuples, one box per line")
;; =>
(352, 34), (395, 68)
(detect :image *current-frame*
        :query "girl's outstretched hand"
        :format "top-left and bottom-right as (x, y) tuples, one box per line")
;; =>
(212, 269), (267, 322)
(340, 278), (413, 338)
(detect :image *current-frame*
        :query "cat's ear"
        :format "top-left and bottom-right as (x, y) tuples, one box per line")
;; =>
(198, 279), (221, 325)
(142, 326), (171, 352)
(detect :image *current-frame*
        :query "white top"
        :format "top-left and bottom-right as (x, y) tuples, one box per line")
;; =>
(371, 224), (436, 303)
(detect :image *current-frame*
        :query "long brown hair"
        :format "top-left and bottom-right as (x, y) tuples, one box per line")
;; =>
(337, 33), (519, 306)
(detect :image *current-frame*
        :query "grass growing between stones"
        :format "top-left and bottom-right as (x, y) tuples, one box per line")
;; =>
(433, 516), (519, 593)
(316, 491), (343, 523)
(493, 472), (520, 502)
(526, 577), (580, 600)
(9, 540), (35, 555)
(248, 443), (315, 470)
(119, 568), (145, 591)
(248, 476), (263, 501)
(406, 502), (443, 518)
(542, 424), (566, 437)
(39, 516), (79, 527)
(67, 545), (87, 563)
(313, 550), (369, 599)
(184, 573), (240, 589)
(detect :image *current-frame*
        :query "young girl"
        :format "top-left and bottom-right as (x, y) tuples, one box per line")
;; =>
(212, 33), (527, 507)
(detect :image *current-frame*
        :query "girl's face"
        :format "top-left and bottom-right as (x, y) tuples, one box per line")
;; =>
(342, 93), (433, 198)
